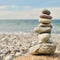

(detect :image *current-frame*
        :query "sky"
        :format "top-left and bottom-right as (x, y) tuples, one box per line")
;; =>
(0, 0), (60, 19)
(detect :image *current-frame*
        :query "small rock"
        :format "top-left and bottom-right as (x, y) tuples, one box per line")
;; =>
(15, 52), (21, 57)
(38, 23), (52, 28)
(34, 26), (51, 34)
(40, 14), (52, 19)
(38, 33), (51, 43)
(21, 48), (28, 54)
(32, 41), (38, 46)
(5, 55), (13, 60)
(46, 39), (53, 43)
(42, 9), (51, 15)
(39, 18), (52, 24)
(0, 56), (2, 60)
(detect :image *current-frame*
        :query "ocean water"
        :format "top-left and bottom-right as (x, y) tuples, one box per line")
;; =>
(0, 19), (60, 34)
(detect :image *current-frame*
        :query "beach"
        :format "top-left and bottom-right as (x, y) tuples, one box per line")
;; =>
(0, 32), (60, 60)
(0, 0), (60, 60)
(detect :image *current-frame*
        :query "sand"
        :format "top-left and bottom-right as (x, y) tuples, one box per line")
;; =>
(0, 32), (60, 60)
(14, 53), (60, 60)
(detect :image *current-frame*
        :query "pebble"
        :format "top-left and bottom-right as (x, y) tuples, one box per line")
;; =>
(39, 18), (52, 24)
(34, 26), (51, 34)
(0, 56), (2, 60)
(0, 32), (59, 59)
(40, 14), (52, 19)
(42, 9), (51, 15)
(15, 52), (21, 57)
(5, 55), (13, 60)
(38, 33), (51, 43)
(38, 23), (52, 28)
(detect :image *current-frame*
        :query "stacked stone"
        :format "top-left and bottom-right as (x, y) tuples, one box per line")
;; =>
(29, 9), (56, 54)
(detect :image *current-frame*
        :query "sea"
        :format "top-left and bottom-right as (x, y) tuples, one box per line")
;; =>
(0, 19), (60, 34)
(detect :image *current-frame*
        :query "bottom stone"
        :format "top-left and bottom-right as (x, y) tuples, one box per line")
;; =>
(29, 43), (56, 55)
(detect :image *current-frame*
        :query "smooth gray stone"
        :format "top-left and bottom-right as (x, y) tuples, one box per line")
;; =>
(15, 52), (22, 57)
(34, 26), (51, 34)
(38, 33), (51, 43)
(39, 18), (52, 24)
(42, 9), (51, 15)
(46, 39), (53, 43)
(29, 43), (56, 55)
(39, 18), (51, 24)
(38, 23), (52, 28)
(0, 56), (2, 60)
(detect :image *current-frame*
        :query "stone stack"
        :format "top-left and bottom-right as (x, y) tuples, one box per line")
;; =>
(29, 9), (56, 54)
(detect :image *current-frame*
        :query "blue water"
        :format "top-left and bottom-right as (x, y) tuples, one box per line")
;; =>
(0, 19), (60, 34)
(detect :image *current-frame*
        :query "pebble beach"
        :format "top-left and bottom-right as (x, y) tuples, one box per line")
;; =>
(0, 32), (60, 60)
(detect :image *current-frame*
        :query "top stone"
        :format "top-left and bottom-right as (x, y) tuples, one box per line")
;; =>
(42, 9), (51, 15)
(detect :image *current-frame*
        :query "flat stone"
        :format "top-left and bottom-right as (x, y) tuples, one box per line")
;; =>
(38, 33), (51, 43)
(34, 26), (51, 34)
(38, 23), (52, 28)
(40, 14), (52, 19)
(39, 18), (52, 24)
(29, 43), (56, 55)
(42, 9), (51, 15)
